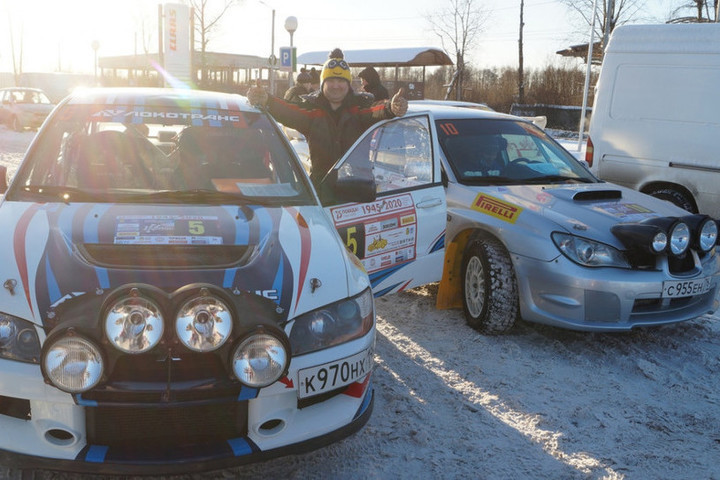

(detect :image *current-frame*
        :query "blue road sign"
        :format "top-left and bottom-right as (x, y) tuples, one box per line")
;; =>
(280, 47), (292, 68)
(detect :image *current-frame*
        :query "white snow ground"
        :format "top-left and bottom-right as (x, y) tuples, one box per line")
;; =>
(1, 126), (719, 480)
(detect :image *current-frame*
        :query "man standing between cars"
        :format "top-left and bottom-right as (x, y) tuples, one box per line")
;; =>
(247, 48), (408, 185)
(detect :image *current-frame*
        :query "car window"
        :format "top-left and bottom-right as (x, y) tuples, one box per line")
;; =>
(436, 118), (595, 184)
(10, 103), (314, 205)
(338, 115), (433, 194)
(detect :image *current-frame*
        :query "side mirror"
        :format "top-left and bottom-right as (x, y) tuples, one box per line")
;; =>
(0, 165), (8, 194)
(318, 170), (377, 206)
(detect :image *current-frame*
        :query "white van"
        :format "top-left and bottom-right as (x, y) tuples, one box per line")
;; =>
(586, 23), (720, 217)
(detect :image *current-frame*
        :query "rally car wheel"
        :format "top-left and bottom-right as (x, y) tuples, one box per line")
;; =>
(461, 235), (518, 335)
(644, 186), (697, 213)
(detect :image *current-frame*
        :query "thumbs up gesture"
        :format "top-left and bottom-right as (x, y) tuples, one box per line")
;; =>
(390, 88), (408, 117)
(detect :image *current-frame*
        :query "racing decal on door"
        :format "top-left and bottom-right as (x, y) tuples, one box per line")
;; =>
(330, 193), (417, 274)
(471, 193), (523, 223)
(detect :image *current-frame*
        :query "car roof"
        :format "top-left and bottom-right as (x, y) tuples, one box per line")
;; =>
(409, 99), (494, 111)
(61, 87), (255, 112)
(0, 87), (47, 92)
(407, 101), (523, 122)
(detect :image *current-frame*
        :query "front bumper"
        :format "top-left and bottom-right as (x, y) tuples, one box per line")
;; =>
(0, 337), (374, 475)
(514, 251), (720, 331)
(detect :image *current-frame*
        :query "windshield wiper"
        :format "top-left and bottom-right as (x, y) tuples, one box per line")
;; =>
(460, 176), (521, 185)
(17, 185), (105, 203)
(523, 175), (594, 184)
(126, 189), (260, 204)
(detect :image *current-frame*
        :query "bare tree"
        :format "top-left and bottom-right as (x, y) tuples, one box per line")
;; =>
(187, 0), (240, 86)
(668, 0), (719, 22)
(559, 0), (647, 52)
(427, 0), (490, 101)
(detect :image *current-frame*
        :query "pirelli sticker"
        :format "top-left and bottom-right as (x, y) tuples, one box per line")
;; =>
(471, 193), (523, 223)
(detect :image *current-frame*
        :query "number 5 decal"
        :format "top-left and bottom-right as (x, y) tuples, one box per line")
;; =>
(189, 220), (205, 235)
(346, 226), (358, 255)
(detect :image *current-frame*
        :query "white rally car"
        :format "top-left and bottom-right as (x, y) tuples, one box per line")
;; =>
(316, 103), (720, 334)
(0, 88), (375, 476)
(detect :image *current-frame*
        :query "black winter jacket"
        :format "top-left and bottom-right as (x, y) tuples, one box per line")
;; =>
(266, 90), (396, 184)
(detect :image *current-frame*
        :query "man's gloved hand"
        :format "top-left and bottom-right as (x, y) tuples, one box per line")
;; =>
(247, 80), (269, 107)
(390, 88), (408, 117)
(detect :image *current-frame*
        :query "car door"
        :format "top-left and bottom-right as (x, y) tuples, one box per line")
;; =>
(324, 112), (447, 297)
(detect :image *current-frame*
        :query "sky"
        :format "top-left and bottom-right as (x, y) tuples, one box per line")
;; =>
(0, 0), (681, 75)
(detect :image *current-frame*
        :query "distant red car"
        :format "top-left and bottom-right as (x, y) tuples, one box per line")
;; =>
(0, 87), (55, 131)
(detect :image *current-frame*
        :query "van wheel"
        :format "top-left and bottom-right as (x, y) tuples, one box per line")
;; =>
(645, 187), (696, 213)
(461, 235), (518, 335)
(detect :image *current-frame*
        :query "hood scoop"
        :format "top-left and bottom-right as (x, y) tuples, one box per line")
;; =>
(571, 189), (622, 202)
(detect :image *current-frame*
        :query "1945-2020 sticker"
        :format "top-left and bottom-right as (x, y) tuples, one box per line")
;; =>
(330, 194), (417, 274)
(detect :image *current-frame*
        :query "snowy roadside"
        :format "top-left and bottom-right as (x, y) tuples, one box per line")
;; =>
(1, 126), (719, 480)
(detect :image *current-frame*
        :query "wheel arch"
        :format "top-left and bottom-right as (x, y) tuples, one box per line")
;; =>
(640, 181), (698, 212)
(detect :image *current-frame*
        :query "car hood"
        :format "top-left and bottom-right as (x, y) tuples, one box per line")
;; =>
(0, 202), (352, 328)
(466, 183), (695, 250)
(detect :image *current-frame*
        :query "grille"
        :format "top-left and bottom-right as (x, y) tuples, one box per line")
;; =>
(86, 402), (247, 447)
(79, 244), (251, 269)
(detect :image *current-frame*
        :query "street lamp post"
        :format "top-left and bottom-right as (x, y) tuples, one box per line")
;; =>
(91, 40), (100, 85)
(285, 16), (297, 86)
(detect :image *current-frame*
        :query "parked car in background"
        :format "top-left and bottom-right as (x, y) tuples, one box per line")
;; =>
(318, 103), (720, 334)
(587, 23), (720, 218)
(0, 87), (375, 476)
(0, 87), (55, 131)
(410, 100), (548, 129)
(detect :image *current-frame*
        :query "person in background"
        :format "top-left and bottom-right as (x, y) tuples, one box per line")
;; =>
(358, 66), (389, 101)
(284, 68), (313, 104)
(308, 67), (321, 94)
(247, 48), (408, 186)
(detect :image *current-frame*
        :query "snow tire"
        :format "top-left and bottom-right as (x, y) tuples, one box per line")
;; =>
(645, 186), (696, 213)
(461, 234), (518, 335)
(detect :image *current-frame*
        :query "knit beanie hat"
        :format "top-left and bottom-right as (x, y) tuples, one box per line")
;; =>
(309, 67), (320, 85)
(321, 48), (352, 85)
(296, 68), (312, 84)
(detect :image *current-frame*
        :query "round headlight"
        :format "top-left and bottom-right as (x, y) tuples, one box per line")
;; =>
(232, 333), (288, 388)
(105, 296), (164, 354)
(43, 335), (104, 393)
(176, 295), (233, 352)
(651, 231), (668, 253)
(698, 218), (718, 252)
(0, 318), (16, 348)
(669, 222), (690, 255)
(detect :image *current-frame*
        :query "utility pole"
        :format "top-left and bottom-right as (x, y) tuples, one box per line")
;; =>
(518, 0), (525, 105)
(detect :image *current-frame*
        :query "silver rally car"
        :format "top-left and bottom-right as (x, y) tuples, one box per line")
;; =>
(319, 103), (720, 334)
(0, 88), (375, 475)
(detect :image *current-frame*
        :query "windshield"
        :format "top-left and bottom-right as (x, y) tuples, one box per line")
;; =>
(436, 118), (596, 185)
(9, 102), (313, 205)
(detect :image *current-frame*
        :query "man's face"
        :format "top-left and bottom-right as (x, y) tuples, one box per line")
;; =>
(323, 78), (350, 104)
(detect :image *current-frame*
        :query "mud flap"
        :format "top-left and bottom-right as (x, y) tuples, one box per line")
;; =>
(436, 230), (471, 309)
